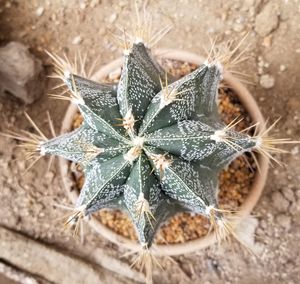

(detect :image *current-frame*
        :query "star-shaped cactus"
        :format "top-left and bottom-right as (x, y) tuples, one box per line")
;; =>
(41, 42), (258, 249)
(3, 36), (296, 284)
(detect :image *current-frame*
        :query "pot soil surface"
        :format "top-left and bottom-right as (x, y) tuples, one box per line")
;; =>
(69, 60), (257, 245)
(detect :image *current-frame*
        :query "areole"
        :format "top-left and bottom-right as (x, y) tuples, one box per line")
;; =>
(59, 49), (269, 256)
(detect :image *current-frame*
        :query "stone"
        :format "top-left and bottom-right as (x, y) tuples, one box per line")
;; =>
(72, 35), (82, 45)
(0, 227), (131, 284)
(0, 262), (39, 284)
(235, 216), (258, 248)
(279, 1), (289, 21)
(291, 146), (299, 155)
(233, 23), (244, 32)
(262, 35), (272, 48)
(258, 59), (264, 68)
(241, 0), (255, 11)
(79, 0), (86, 10)
(260, 74), (275, 89)
(108, 13), (118, 24)
(282, 188), (295, 203)
(271, 191), (289, 212)
(90, 0), (99, 8)
(279, 64), (287, 72)
(276, 214), (291, 230)
(45, 171), (55, 183)
(0, 42), (45, 104)
(36, 6), (44, 17)
(255, 2), (279, 37)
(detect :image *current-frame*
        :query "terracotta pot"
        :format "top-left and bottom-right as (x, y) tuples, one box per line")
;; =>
(59, 49), (269, 256)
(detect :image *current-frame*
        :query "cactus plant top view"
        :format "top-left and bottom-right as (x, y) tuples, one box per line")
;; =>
(44, 41), (259, 248)
(3, 9), (298, 284)
(42, 40), (278, 249)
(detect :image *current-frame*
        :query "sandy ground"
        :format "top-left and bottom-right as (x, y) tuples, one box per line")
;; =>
(0, 0), (300, 283)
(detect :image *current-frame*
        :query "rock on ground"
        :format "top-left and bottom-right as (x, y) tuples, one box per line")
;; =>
(0, 226), (131, 284)
(271, 191), (290, 212)
(0, 262), (40, 284)
(255, 2), (279, 37)
(276, 214), (291, 231)
(0, 42), (45, 104)
(260, 74), (275, 89)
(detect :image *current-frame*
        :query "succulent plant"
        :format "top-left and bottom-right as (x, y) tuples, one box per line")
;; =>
(41, 41), (262, 248)
(4, 24), (296, 284)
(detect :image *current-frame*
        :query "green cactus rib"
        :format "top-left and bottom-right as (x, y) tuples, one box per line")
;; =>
(77, 156), (132, 209)
(144, 120), (255, 164)
(144, 146), (218, 214)
(123, 153), (162, 245)
(42, 123), (130, 166)
(64, 75), (130, 143)
(117, 43), (169, 133)
(138, 63), (220, 135)
(43, 42), (257, 247)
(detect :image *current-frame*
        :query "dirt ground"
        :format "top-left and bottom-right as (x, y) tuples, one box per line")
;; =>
(0, 0), (300, 283)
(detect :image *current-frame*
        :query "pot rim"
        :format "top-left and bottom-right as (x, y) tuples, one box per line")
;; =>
(59, 49), (269, 256)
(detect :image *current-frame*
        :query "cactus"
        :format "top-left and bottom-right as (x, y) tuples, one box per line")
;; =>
(4, 24), (298, 284)
(42, 42), (264, 249)
(44, 43), (253, 245)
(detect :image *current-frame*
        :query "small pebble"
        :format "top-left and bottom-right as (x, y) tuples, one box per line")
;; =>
(260, 74), (275, 89)
(72, 35), (82, 45)
(108, 13), (118, 24)
(51, 13), (56, 22)
(282, 188), (295, 203)
(258, 59), (264, 68)
(36, 6), (44, 17)
(291, 146), (299, 155)
(255, 2), (279, 36)
(0, 41), (45, 104)
(45, 171), (55, 183)
(221, 12), (227, 21)
(262, 35), (272, 47)
(271, 191), (289, 212)
(233, 23), (244, 32)
(249, 7), (255, 19)
(279, 64), (287, 72)
(276, 214), (291, 230)
(90, 0), (99, 8)
(295, 190), (300, 199)
(79, 1), (86, 9)
(241, 0), (255, 11)
(118, 0), (127, 7)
